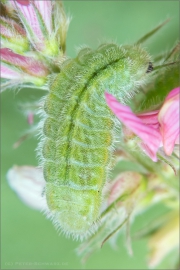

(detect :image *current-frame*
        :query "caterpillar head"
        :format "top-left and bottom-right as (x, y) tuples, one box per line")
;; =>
(103, 44), (154, 101)
(123, 44), (153, 75)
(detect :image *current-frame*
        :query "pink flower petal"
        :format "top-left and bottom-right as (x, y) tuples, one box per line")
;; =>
(175, 133), (179, 145)
(33, 1), (52, 34)
(165, 87), (180, 101)
(158, 97), (180, 156)
(0, 64), (21, 79)
(13, 0), (42, 38)
(16, 0), (30, 6)
(12, 0), (52, 51)
(7, 165), (47, 211)
(140, 142), (158, 162)
(105, 92), (162, 161)
(137, 110), (160, 126)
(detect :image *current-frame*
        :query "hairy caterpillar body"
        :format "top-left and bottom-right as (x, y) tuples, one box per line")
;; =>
(41, 43), (151, 239)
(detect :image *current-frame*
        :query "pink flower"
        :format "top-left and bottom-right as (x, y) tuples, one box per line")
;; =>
(105, 87), (180, 162)
(1, 0), (70, 57)
(0, 1), (70, 91)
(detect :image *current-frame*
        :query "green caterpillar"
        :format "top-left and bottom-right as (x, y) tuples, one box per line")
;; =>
(41, 43), (152, 239)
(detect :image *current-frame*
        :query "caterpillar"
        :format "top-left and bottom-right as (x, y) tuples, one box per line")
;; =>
(41, 43), (152, 239)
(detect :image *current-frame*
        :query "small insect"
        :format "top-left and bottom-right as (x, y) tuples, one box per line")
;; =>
(40, 43), (152, 239)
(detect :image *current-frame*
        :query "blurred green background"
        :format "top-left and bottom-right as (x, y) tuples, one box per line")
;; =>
(1, 1), (179, 269)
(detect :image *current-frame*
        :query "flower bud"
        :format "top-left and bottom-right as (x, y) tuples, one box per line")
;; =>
(0, 16), (29, 53)
(12, 0), (59, 56)
(0, 48), (49, 86)
(7, 166), (47, 211)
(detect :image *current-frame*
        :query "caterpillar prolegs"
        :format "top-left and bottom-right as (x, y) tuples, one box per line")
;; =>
(41, 43), (152, 239)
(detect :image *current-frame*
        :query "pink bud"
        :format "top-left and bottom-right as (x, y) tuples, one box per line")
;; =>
(0, 48), (49, 85)
(27, 112), (34, 125)
(107, 172), (142, 205)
